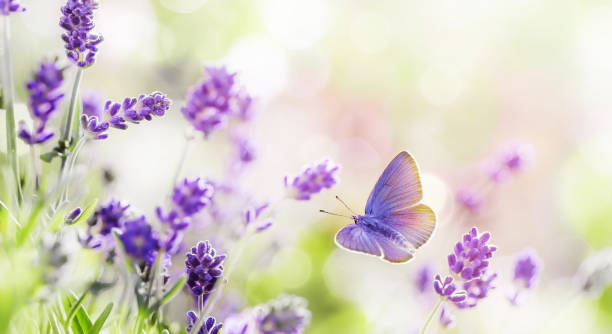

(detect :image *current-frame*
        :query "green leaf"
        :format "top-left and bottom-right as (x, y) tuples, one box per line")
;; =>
(157, 276), (187, 308)
(40, 150), (61, 163)
(65, 290), (89, 331)
(16, 198), (45, 246)
(66, 198), (98, 226)
(88, 303), (113, 334)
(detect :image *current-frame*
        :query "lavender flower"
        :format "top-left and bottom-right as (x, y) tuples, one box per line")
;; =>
(172, 178), (214, 217)
(234, 136), (256, 164)
(456, 188), (483, 213)
(439, 306), (455, 328)
(285, 159), (339, 201)
(81, 92), (171, 140)
(513, 250), (541, 289)
(254, 294), (311, 334)
(455, 271), (497, 308)
(60, 0), (103, 67)
(181, 67), (253, 137)
(19, 61), (65, 145)
(433, 275), (467, 303)
(448, 227), (497, 280)
(224, 312), (254, 334)
(82, 90), (104, 119)
(185, 241), (226, 297)
(0, 0), (25, 15)
(81, 199), (130, 249)
(186, 312), (223, 334)
(244, 203), (273, 233)
(119, 216), (160, 265)
(488, 143), (533, 183)
(415, 265), (434, 293)
(64, 207), (82, 224)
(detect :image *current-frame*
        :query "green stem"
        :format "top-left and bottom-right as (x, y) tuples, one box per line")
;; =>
(170, 130), (194, 196)
(419, 298), (443, 334)
(2, 15), (23, 204)
(55, 68), (83, 205)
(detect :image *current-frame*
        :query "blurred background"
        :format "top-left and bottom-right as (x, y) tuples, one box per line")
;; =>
(5, 0), (612, 333)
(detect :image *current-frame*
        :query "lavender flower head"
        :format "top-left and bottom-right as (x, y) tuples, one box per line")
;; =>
(488, 142), (533, 183)
(456, 271), (497, 308)
(254, 294), (311, 334)
(513, 250), (541, 289)
(186, 312), (223, 334)
(456, 187), (483, 214)
(172, 178), (214, 217)
(224, 312), (255, 334)
(119, 216), (160, 266)
(60, 0), (103, 67)
(81, 92), (171, 140)
(448, 227), (497, 280)
(415, 265), (434, 294)
(433, 275), (467, 303)
(82, 199), (130, 250)
(181, 67), (253, 137)
(185, 241), (226, 297)
(439, 306), (455, 328)
(19, 61), (65, 145)
(0, 0), (24, 15)
(285, 159), (339, 201)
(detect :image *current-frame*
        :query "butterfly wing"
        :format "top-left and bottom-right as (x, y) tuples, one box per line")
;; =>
(384, 203), (436, 250)
(365, 151), (423, 217)
(335, 224), (381, 257)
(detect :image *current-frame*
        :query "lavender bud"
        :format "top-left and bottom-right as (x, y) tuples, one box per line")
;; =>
(285, 159), (339, 201)
(60, 0), (103, 68)
(254, 294), (311, 334)
(0, 0), (25, 15)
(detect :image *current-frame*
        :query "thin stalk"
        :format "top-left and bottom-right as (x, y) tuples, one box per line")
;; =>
(170, 131), (194, 196)
(56, 69), (83, 186)
(30, 145), (40, 192)
(419, 298), (443, 334)
(2, 16), (23, 204)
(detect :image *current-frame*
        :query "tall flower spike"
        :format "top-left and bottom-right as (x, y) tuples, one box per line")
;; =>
(0, 0), (25, 15)
(285, 159), (339, 201)
(186, 312), (223, 334)
(254, 294), (311, 334)
(119, 216), (160, 266)
(19, 61), (65, 145)
(455, 271), (497, 308)
(433, 275), (467, 303)
(81, 91), (171, 140)
(185, 241), (226, 298)
(60, 0), (103, 67)
(447, 227), (497, 280)
(181, 66), (253, 137)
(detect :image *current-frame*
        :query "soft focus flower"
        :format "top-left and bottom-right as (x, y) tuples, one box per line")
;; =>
(488, 143), (533, 183)
(234, 136), (256, 164)
(60, 0), (103, 67)
(448, 227), (497, 280)
(0, 0), (25, 15)
(19, 61), (65, 145)
(181, 67), (253, 137)
(439, 305), (455, 328)
(456, 188), (483, 214)
(455, 271), (497, 308)
(82, 90), (104, 119)
(415, 265), (434, 293)
(254, 294), (311, 334)
(513, 250), (541, 289)
(119, 216), (160, 265)
(575, 248), (612, 298)
(172, 178), (214, 217)
(185, 241), (226, 297)
(244, 203), (273, 233)
(186, 312), (223, 334)
(81, 92), (171, 140)
(285, 159), (339, 201)
(433, 275), (467, 303)
(224, 312), (255, 334)
(81, 199), (130, 249)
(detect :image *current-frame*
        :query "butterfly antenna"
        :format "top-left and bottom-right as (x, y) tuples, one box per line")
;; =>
(319, 210), (352, 219)
(335, 195), (357, 215)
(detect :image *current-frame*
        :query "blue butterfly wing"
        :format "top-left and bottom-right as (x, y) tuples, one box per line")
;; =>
(335, 225), (381, 257)
(365, 151), (423, 217)
(383, 203), (436, 250)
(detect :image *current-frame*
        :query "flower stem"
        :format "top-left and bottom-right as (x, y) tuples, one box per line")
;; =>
(170, 129), (195, 195)
(2, 16), (23, 204)
(55, 68), (83, 204)
(419, 298), (443, 334)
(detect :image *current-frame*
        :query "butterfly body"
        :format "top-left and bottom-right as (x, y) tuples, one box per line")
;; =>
(333, 151), (436, 263)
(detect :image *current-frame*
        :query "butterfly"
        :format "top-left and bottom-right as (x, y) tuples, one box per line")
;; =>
(321, 151), (436, 263)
